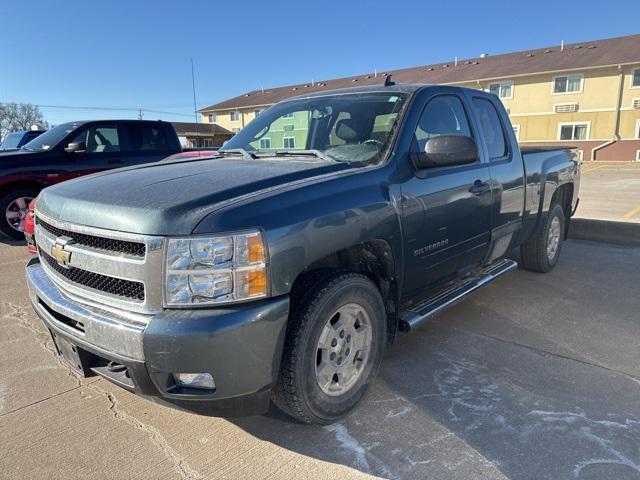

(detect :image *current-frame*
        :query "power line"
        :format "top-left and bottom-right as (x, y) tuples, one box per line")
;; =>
(0, 102), (196, 118)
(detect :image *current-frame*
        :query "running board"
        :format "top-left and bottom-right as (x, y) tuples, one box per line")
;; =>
(398, 259), (518, 332)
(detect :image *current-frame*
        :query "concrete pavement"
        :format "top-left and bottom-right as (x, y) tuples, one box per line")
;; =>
(576, 162), (640, 223)
(1, 238), (639, 479)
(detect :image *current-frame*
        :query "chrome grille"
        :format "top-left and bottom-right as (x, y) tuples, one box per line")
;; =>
(35, 212), (165, 314)
(37, 218), (146, 257)
(41, 251), (145, 301)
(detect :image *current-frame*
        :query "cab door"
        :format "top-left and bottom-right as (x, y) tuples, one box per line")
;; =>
(400, 91), (493, 299)
(64, 123), (127, 178)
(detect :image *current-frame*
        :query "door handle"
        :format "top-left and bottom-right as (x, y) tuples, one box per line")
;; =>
(469, 180), (490, 196)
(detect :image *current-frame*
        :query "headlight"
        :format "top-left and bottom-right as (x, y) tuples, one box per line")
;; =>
(165, 230), (267, 306)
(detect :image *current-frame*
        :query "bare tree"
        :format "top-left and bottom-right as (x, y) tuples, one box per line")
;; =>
(0, 103), (49, 141)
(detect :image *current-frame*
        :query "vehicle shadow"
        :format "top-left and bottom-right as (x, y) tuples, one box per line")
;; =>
(0, 236), (26, 247)
(229, 245), (640, 479)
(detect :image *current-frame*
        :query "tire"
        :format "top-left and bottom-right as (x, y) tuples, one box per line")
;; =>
(273, 272), (386, 425)
(0, 188), (38, 240)
(520, 203), (565, 273)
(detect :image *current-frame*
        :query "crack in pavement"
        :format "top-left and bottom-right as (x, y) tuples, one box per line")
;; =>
(88, 383), (203, 480)
(454, 327), (640, 384)
(4, 300), (203, 479)
(3, 302), (82, 387)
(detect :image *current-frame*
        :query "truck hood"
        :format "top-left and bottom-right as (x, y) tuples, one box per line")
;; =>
(37, 156), (354, 235)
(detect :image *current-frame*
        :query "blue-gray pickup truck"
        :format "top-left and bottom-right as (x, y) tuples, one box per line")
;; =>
(26, 83), (580, 424)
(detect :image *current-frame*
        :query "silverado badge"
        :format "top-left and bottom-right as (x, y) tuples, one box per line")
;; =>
(51, 237), (73, 268)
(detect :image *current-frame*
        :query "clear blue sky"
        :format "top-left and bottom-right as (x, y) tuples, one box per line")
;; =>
(1, 0), (637, 125)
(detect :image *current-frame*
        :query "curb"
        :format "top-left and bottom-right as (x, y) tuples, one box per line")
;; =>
(569, 218), (640, 247)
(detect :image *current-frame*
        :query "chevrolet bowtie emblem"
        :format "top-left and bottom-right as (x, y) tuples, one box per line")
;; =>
(51, 237), (73, 267)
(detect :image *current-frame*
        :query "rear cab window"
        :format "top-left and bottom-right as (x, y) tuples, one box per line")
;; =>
(126, 124), (170, 151)
(471, 98), (509, 161)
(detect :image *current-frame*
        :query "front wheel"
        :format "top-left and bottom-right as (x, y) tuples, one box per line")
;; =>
(520, 203), (565, 273)
(0, 188), (38, 239)
(273, 272), (386, 424)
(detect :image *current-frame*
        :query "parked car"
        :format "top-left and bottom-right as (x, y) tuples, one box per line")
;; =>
(0, 130), (46, 151)
(0, 120), (183, 238)
(25, 84), (580, 424)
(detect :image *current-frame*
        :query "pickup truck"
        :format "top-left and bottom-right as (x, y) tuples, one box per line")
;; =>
(0, 119), (182, 238)
(0, 130), (46, 151)
(25, 84), (580, 425)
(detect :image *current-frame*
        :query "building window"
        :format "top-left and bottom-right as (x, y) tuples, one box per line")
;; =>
(553, 74), (583, 94)
(636, 119), (640, 138)
(259, 137), (272, 149)
(230, 111), (241, 122)
(512, 124), (520, 141)
(283, 137), (295, 149)
(281, 112), (294, 119)
(207, 113), (216, 123)
(489, 81), (513, 99)
(632, 68), (640, 88)
(558, 122), (589, 140)
(636, 150), (640, 162)
(254, 108), (265, 117)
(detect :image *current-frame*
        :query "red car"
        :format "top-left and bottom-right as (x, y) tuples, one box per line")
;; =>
(24, 199), (36, 254)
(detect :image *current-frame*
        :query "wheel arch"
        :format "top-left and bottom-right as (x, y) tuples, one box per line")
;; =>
(288, 239), (400, 344)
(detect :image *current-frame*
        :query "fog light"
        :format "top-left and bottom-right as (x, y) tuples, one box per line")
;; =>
(173, 373), (215, 390)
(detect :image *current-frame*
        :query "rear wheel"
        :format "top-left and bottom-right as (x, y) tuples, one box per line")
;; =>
(0, 188), (37, 239)
(273, 272), (386, 424)
(520, 203), (565, 273)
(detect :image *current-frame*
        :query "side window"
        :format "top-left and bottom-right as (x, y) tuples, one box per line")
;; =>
(472, 98), (508, 160)
(69, 125), (121, 153)
(126, 125), (169, 151)
(413, 95), (472, 153)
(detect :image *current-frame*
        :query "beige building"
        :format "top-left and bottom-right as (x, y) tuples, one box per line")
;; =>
(199, 34), (640, 161)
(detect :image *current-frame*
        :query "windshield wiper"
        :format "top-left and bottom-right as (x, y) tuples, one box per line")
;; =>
(271, 150), (335, 162)
(218, 148), (258, 159)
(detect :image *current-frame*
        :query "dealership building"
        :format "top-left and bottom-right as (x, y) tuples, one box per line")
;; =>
(199, 34), (640, 161)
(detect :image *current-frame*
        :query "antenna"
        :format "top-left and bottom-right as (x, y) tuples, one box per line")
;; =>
(191, 58), (198, 125)
(384, 74), (395, 87)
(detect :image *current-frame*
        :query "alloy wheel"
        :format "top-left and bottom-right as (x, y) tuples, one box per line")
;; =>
(315, 303), (372, 396)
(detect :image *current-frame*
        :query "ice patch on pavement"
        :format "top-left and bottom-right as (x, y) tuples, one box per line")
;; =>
(0, 382), (6, 413)
(527, 410), (640, 478)
(325, 423), (370, 471)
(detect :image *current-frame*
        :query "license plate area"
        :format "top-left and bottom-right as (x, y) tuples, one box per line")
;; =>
(50, 330), (92, 377)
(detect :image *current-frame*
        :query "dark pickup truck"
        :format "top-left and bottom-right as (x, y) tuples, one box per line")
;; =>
(26, 84), (580, 425)
(0, 119), (182, 238)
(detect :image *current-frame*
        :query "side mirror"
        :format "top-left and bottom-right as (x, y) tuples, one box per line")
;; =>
(411, 135), (478, 170)
(64, 142), (85, 153)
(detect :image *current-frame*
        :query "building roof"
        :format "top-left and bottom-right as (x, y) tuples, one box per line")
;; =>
(170, 121), (232, 136)
(199, 34), (640, 112)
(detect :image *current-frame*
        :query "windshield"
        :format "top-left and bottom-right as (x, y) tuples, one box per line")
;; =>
(0, 132), (24, 150)
(22, 123), (79, 151)
(221, 92), (407, 164)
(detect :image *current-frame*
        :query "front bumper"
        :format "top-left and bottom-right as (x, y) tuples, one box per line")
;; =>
(25, 257), (289, 417)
